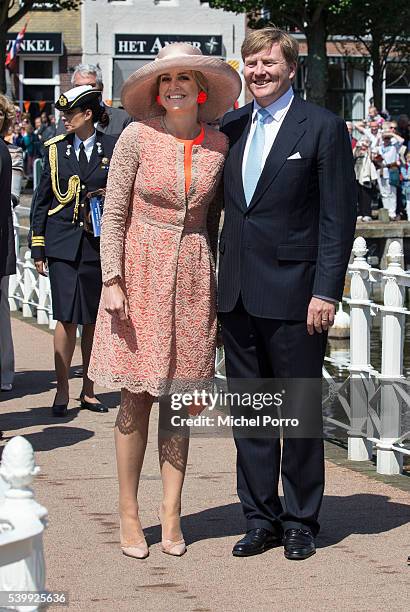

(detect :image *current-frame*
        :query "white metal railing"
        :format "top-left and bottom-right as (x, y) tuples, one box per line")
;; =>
(322, 236), (410, 476)
(9, 210), (410, 476)
(9, 206), (55, 329)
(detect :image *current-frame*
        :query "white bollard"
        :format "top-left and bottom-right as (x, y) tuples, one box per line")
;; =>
(377, 241), (405, 474)
(37, 275), (50, 325)
(328, 302), (350, 339)
(22, 253), (35, 318)
(0, 437), (47, 612)
(348, 237), (373, 461)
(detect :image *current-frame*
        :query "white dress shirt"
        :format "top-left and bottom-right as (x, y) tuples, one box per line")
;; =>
(242, 87), (294, 184)
(74, 131), (96, 162)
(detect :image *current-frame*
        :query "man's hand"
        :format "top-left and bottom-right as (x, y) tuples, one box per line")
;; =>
(307, 297), (336, 335)
(103, 283), (129, 320)
(34, 259), (48, 277)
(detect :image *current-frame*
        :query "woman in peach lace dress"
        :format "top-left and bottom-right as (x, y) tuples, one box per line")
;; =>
(89, 44), (241, 558)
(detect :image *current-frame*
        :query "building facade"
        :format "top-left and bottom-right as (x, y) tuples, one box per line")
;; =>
(81, 0), (245, 107)
(8, 5), (81, 118)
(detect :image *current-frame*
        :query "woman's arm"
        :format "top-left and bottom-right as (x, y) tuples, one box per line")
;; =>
(30, 150), (53, 266)
(100, 123), (140, 283)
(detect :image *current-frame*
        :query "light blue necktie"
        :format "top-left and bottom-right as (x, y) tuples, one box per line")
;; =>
(244, 107), (270, 206)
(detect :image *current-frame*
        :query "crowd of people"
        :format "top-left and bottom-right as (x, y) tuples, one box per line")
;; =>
(346, 107), (410, 221)
(2, 107), (56, 181)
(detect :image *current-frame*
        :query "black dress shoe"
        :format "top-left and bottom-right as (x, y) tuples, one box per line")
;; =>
(232, 528), (282, 557)
(284, 528), (316, 560)
(52, 401), (68, 417)
(80, 396), (108, 413)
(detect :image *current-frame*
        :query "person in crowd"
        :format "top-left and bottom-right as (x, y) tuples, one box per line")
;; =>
(218, 27), (356, 561)
(377, 127), (404, 220)
(354, 119), (381, 153)
(401, 150), (410, 217)
(56, 64), (132, 138)
(0, 95), (24, 391)
(367, 104), (384, 125)
(88, 43), (241, 559)
(397, 114), (409, 146)
(0, 95), (15, 395)
(354, 138), (377, 222)
(12, 123), (24, 149)
(30, 86), (117, 417)
(346, 121), (357, 150)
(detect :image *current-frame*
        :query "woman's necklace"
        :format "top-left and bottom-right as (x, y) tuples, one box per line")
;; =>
(162, 117), (201, 140)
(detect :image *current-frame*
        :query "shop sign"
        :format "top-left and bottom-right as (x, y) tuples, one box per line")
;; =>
(6, 32), (63, 55)
(115, 34), (222, 57)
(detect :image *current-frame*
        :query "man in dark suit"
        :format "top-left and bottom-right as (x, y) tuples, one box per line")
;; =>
(218, 28), (357, 560)
(56, 63), (132, 138)
(0, 134), (13, 287)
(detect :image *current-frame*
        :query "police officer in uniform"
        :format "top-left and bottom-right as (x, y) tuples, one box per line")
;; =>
(31, 85), (117, 416)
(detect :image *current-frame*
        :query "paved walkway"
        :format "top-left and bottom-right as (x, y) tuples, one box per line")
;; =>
(1, 316), (409, 611)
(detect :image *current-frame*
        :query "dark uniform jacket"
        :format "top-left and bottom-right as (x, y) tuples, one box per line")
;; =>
(31, 131), (117, 263)
(0, 138), (14, 279)
(218, 95), (357, 320)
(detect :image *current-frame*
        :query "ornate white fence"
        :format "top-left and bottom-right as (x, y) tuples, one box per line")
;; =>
(9, 207), (55, 329)
(9, 211), (410, 476)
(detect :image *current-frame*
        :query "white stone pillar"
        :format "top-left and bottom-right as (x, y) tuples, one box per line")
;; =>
(348, 237), (373, 461)
(377, 241), (405, 474)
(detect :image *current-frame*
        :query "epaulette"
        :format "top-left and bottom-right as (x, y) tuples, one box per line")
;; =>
(44, 134), (66, 147)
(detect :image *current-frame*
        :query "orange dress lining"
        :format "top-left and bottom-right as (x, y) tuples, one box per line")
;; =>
(176, 126), (205, 194)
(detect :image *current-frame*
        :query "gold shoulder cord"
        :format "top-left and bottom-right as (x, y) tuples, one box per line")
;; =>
(48, 143), (81, 223)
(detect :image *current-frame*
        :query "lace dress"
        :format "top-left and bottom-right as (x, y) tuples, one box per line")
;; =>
(88, 117), (227, 395)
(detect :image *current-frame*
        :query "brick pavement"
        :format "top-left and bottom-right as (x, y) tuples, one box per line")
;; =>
(1, 316), (409, 611)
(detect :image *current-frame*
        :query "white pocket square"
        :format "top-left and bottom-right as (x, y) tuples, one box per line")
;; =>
(287, 152), (302, 160)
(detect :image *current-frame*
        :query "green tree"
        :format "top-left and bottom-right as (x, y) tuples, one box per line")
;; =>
(0, 0), (80, 95)
(209, 0), (352, 107)
(332, 0), (410, 111)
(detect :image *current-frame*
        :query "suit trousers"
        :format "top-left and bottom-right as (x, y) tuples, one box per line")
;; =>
(219, 296), (327, 536)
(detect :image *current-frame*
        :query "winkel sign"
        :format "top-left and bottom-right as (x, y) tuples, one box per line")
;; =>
(115, 34), (223, 57)
(6, 32), (63, 55)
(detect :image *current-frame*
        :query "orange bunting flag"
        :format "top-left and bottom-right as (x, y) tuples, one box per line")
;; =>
(38, 101), (46, 111)
(23, 101), (31, 113)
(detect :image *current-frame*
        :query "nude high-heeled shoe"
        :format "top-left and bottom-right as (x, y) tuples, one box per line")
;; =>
(161, 538), (186, 557)
(158, 510), (187, 556)
(120, 523), (149, 559)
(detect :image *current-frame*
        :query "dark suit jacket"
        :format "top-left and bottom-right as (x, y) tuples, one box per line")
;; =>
(31, 131), (117, 263)
(0, 138), (14, 279)
(56, 104), (132, 138)
(218, 95), (357, 320)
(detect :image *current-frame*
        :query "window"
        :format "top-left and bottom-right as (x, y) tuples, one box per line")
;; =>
(24, 60), (53, 79)
(386, 63), (410, 90)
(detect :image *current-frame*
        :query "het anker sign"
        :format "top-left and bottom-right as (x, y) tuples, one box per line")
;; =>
(115, 34), (223, 57)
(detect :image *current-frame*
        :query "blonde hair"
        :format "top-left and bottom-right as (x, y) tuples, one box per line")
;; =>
(241, 27), (299, 66)
(0, 94), (16, 136)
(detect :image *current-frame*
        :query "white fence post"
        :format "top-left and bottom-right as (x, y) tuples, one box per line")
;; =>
(37, 273), (50, 325)
(348, 237), (373, 461)
(377, 241), (405, 474)
(0, 437), (48, 611)
(22, 252), (36, 318)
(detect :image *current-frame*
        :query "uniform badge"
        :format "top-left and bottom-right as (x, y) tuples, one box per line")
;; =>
(96, 142), (103, 156)
(65, 144), (72, 157)
(58, 94), (68, 107)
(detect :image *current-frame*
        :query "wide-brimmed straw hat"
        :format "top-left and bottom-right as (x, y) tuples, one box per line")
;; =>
(121, 43), (242, 122)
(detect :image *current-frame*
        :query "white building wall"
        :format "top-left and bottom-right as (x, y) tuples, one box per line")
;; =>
(81, 0), (245, 106)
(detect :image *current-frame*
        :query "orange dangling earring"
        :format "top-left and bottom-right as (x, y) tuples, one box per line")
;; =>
(156, 95), (162, 106)
(197, 91), (208, 104)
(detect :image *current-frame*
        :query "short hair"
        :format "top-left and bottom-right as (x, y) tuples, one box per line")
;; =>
(71, 63), (104, 89)
(241, 27), (299, 66)
(0, 94), (15, 136)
